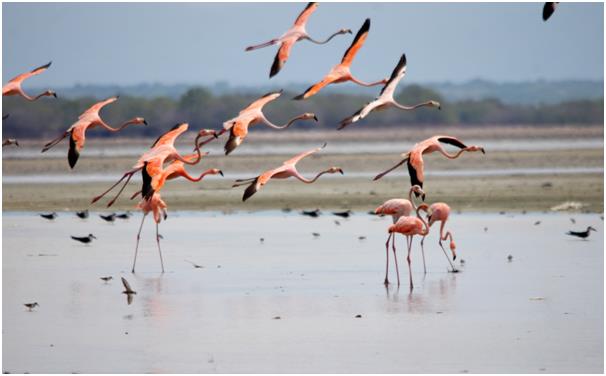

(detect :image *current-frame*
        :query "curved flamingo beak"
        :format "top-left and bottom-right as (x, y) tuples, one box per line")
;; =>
(337, 168), (344, 175)
(313, 115), (319, 122)
(143, 119), (148, 126)
(218, 170), (224, 177)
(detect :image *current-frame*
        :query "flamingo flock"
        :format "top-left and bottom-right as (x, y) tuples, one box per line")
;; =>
(2, 2), (564, 286)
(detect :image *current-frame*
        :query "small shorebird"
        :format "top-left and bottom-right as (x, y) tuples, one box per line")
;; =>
(3, 62), (56, 101)
(40, 212), (57, 220)
(302, 209), (321, 217)
(100, 276), (113, 283)
(294, 18), (386, 100)
(99, 213), (116, 222)
(543, 2), (558, 21)
(245, 2), (351, 77)
(332, 210), (352, 218)
(185, 260), (204, 269)
(116, 212), (132, 219)
(24, 302), (39, 311)
(2, 138), (19, 147)
(75, 209), (89, 219)
(71, 234), (96, 244)
(232, 144), (343, 201)
(373, 135), (485, 195)
(566, 226), (597, 240)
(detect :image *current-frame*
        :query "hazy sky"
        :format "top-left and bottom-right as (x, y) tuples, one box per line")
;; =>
(3, 2), (604, 87)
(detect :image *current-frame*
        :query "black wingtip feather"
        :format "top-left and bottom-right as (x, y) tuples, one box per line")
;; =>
(242, 180), (258, 202)
(68, 133), (79, 169)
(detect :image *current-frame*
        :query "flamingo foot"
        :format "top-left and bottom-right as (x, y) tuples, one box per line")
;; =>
(384, 278), (389, 286)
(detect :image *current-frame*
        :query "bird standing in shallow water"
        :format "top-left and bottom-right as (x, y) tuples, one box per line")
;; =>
(75, 210), (89, 219)
(419, 202), (459, 273)
(71, 234), (96, 244)
(99, 213), (116, 222)
(302, 209), (321, 218)
(100, 276), (113, 283)
(24, 302), (39, 311)
(40, 212), (57, 220)
(566, 226), (597, 240)
(332, 210), (352, 218)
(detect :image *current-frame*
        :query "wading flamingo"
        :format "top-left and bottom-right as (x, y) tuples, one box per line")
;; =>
(543, 2), (558, 21)
(220, 90), (317, 155)
(374, 135), (485, 195)
(41, 96), (147, 168)
(374, 185), (425, 286)
(338, 54), (441, 130)
(245, 2), (351, 78)
(294, 18), (387, 100)
(91, 124), (216, 207)
(232, 143), (343, 201)
(3, 62), (56, 101)
(386, 194), (430, 290)
(132, 192), (168, 273)
(419, 202), (458, 273)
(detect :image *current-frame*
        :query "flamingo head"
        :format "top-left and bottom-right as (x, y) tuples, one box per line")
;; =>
(133, 117), (147, 125)
(328, 167), (344, 175)
(429, 100), (441, 110)
(466, 145), (486, 154)
(198, 129), (217, 138)
(411, 185), (426, 201)
(208, 168), (224, 177)
(46, 90), (57, 98)
(339, 28), (353, 35)
(301, 113), (319, 122)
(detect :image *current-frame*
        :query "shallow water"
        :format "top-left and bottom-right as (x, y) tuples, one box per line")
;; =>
(2, 211), (603, 373)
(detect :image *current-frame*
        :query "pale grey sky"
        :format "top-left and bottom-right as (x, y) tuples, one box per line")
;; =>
(2, 2), (604, 87)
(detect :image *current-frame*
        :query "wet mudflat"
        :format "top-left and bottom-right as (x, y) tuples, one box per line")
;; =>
(2, 211), (603, 373)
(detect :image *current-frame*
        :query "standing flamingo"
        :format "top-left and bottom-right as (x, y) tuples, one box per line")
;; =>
(221, 90), (317, 155)
(3, 62), (56, 101)
(245, 2), (351, 78)
(132, 192), (168, 273)
(385, 191), (430, 290)
(294, 18), (387, 100)
(373, 135), (485, 195)
(232, 143), (343, 201)
(374, 185), (425, 286)
(91, 124), (216, 207)
(419, 202), (458, 273)
(41, 96), (147, 168)
(338, 54), (441, 130)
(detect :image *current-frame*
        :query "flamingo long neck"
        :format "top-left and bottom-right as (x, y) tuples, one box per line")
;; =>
(294, 169), (331, 184)
(392, 100), (435, 111)
(97, 118), (140, 132)
(262, 114), (307, 129)
(436, 145), (467, 160)
(177, 133), (205, 165)
(305, 31), (344, 45)
(416, 205), (430, 236)
(349, 75), (385, 87)
(185, 169), (217, 182)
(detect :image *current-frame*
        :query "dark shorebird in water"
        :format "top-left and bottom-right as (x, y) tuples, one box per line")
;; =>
(121, 277), (136, 305)
(507, 255), (513, 262)
(566, 226), (597, 240)
(99, 213), (116, 222)
(71, 234), (96, 244)
(2, 138), (19, 147)
(100, 276), (113, 283)
(40, 212), (57, 220)
(24, 302), (39, 311)
(312, 232), (320, 238)
(75, 209), (89, 219)
(332, 210), (352, 218)
(185, 260), (204, 268)
(302, 209), (321, 218)
(116, 211), (132, 219)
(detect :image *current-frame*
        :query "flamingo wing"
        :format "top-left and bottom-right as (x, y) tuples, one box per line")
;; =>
(293, 2), (318, 26)
(293, 74), (338, 100)
(80, 96), (118, 118)
(543, 2), (557, 21)
(380, 53), (407, 96)
(338, 99), (383, 129)
(150, 123), (189, 148)
(340, 18), (370, 66)
(244, 90), (283, 111)
(224, 120), (250, 155)
(8, 61), (52, 83)
(242, 165), (285, 202)
(282, 143), (327, 166)
(270, 38), (296, 78)
(407, 152), (424, 188)
(68, 125), (88, 169)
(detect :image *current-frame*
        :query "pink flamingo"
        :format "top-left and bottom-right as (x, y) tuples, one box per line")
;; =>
(232, 143), (343, 201)
(374, 185), (425, 286)
(338, 54), (441, 130)
(420, 202), (458, 273)
(220, 90), (317, 155)
(385, 187), (430, 290)
(91, 124), (217, 207)
(374, 135), (485, 195)
(245, 2), (351, 78)
(3, 61), (56, 101)
(41, 96), (147, 168)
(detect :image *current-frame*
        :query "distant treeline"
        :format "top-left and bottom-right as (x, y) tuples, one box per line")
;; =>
(3, 85), (603, 138)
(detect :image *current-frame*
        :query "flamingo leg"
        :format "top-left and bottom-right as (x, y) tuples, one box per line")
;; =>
(384, 233), (391, 285)
(156, 222), (165, 273)
(92, 169), (138, 204)
(132, 213), (147, 273)
(420, 236), (427, 274)
(392, 234), (400, 286)
(439, 240), (458, 272)
(407, 235), (414, 291)
(41, 131), (68, 152)
(245, 39), (279, 51)
(106, 173), (134, 207)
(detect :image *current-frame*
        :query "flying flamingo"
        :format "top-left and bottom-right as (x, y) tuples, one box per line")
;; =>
(91, 124), (216, 207)
(373, 135), (485, 195)
(132, 192), (168, 273)
(2, 62), (56, 101)
(385, 191), (430, 290)
(41, 96), (147, 168)
(374, 185), (425, 286)
(220, 90), (317, 155)
(338, 54), (441, 130)
(294, 18), (387, 100)
(232, 143), (343, 201)
(543, 2), (558, 21)
(2, 139), (19, 147)
(245, 2), (352, 78)
(419, 202), (458, 273)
